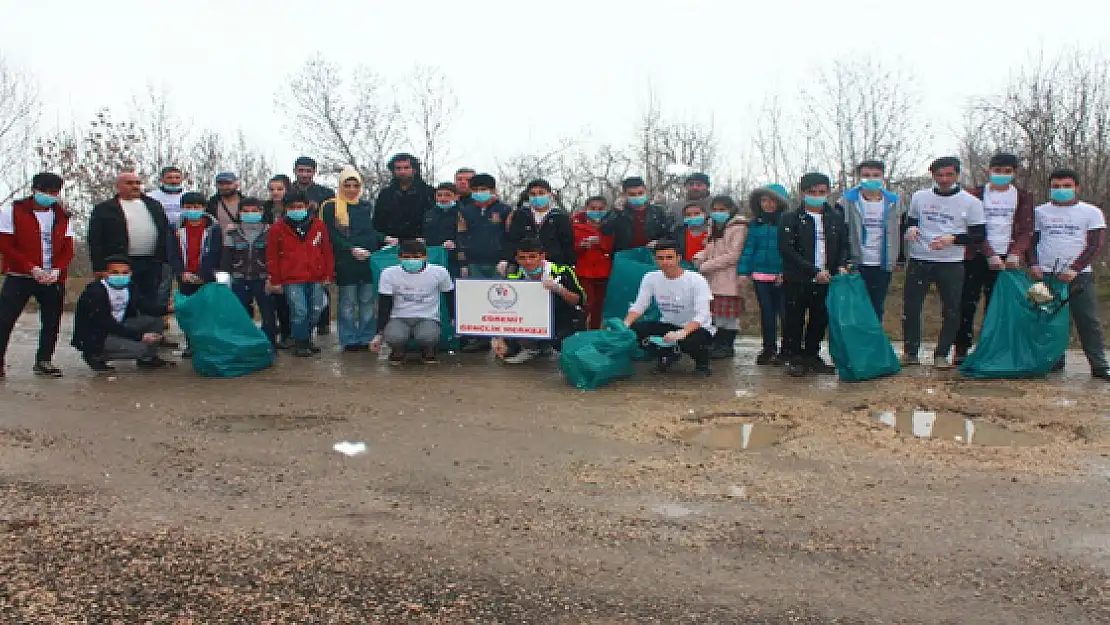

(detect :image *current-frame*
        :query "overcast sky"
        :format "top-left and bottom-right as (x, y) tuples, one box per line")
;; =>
(3, 0), (1109, 184)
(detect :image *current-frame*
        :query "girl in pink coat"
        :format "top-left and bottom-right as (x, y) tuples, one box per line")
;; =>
(694, 195), (749, 359)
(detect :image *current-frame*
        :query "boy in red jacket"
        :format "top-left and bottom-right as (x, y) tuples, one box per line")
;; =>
(572, 196), (615, 329)
(266, 190), (334, 357)
(0, 173), (74, 378)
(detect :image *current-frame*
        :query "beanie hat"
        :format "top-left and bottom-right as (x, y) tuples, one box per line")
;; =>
(799, 173), (831, 191)
(765, 183), (789, 201)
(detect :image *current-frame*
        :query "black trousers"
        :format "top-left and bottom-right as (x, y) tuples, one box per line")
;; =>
(272, 293), (292, 340)
(955, 255), (1000, 352)
(129, 256), (164, 305)
(0, 276), (64, 363)
(631, 320), (713, 366)
(782, 281), (829, 358)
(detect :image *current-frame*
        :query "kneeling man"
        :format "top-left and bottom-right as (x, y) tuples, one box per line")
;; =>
(371, 240), (455, 364)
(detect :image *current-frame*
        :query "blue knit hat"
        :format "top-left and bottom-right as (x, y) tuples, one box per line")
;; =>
(765, 183), (788, 200)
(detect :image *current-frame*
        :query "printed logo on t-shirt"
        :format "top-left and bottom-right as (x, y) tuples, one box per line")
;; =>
(1040, 215), (1085, 237)
(920, 204), (958, 226)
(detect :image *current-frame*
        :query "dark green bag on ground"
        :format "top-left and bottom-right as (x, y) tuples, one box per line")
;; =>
(175, 284), (275, 378)
(370, 245), (457, 350)
(960, 270), (1070, 379)
(826, 273), (900, 381)
(559, 318), (639, 390)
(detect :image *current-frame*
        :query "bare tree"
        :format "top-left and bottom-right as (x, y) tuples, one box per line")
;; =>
(751, 94), (817, 190)
(802, 56), (928, 190)
(277, 54), (405, 195)
(130, 85), (190, 185)
(634, 92), (719, 201)
(0, 55), (41, 204)
(185, 130), (272, 198)
(495, 139), (578, 208)
(404, 65), (457, 183)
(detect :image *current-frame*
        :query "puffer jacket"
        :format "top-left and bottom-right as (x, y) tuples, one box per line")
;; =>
(695, 215), (748, 297)
(737, 188), (787, 278)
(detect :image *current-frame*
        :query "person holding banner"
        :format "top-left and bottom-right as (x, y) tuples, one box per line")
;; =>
(492, 238), (586, 364)
(371, 240), (455, 365)
(623, 240), (715, 377)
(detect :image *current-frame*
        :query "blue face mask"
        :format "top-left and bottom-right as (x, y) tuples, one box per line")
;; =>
(181, 209), (205, 221)
(626, 196), (648, 207)
(161, 184), (183, 193)
(33, 192), (57, 207)
(286, 209), (309, 221)
(1050, 188), (1076, 203)
(530, 195), (551, 209)
(710, 211), (730, 223)
(400, 258), (426, 273)
(860, 178), (883, 191)
(471, 191), (492, 203)
(525, 265), (544, 277)
(586, 210), (607, 221)
(804, 195), (827, 208)
(684, 215), (706, 227)
(437, 201), (456, 210)
(989, 174), (1014, 187)
(106, 274), (131, 289)
(648, 335), (677, 348)
(240, 212), (263, 224)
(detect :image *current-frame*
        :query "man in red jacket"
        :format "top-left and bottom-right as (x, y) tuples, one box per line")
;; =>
(572, 196), (615, 329)
(0, 173), (74, 378)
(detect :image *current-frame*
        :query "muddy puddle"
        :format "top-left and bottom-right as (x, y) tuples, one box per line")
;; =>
(950, 382), (1027, 399)
(678, 421), (790, 451)
(875, 410), (1047, 446)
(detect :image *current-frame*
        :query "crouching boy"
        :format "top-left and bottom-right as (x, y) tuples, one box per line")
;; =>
(623, 240), (715, 376)
(71, 255), (172, 371)
(220, 197), (278, 346)
(370, 240), (455, 364)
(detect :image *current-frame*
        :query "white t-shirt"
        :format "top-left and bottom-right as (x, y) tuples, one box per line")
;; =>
(102, 281), (131, 322)
(907, 188), (986, 262)
(982, 185), (1018, 256)
(808, 210), (826, 270)
(532, 209), (550, 226)
(148, 189), (184, 226)
(630, 270), (715, 335)
(860, 199), (885, 266)
(1034, 201), (1106, 274)
(378, 264), (454, 320)
(34, 210), (56, 271)
(121, 199), (158, 256)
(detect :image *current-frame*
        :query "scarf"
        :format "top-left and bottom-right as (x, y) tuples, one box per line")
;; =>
(333, 167), (363, 228)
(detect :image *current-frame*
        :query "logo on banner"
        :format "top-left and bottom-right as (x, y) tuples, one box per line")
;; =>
(487, 283), (518, 309)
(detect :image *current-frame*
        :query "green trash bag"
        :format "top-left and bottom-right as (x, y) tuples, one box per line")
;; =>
(174, 284), (275, 378)
(960, 270), (1070, 379)
(826, 273), (900, 382)
(558, 318), (639, 390)
(370, 245), (457, 351)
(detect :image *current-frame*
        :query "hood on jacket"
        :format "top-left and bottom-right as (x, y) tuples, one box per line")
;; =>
(748, 188), (789, 220)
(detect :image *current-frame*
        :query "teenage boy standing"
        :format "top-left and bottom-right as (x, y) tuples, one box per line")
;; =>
(839, 160), (903, 322)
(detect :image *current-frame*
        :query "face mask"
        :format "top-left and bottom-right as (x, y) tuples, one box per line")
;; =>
(586, 210), (607, 221)
(471, 191), (492, 203)
(286, 209), (309, 221)
(106, 274), (131, 289)
(525, 265), (544, 277)
(648, 335), (677, 347)
(161, 184), (183, 193)
(1050, 188), (1076, 203)
(989, 174), (1014, 187)
(437, 201), (456, 210)
(530, 195), (551, 209)
(804, 195), (827, 208)
(860, 178), (883, 191)
(181, 209), (205, 221)
(400, 259), (426, 273)
(240, 212), (264, 224)
(33, 192), (58, 207)
(626, 196), (648, 207)
(710, 211), (730, 224)
(684, 215), (706, 227)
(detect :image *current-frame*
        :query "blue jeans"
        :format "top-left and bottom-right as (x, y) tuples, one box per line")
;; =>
(338, 282), (376, 347)
(753, 280), (785, 354)
(232, 278), (278, 344)
(857, 265), (893, 323)
(284, 283), (326, 340)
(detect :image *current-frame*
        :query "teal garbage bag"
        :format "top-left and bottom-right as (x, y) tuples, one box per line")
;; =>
(174, 284), (275, 378)
(826, 273), (900, 381)
(370, 245), (457, 350)
(960, 270), (1070, 378)
(558, 318), (639, 390)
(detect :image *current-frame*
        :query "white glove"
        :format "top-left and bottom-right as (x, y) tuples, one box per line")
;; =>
(496, 261), (508, 276)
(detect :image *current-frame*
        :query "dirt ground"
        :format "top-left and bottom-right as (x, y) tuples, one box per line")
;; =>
(3, 314), (1110, 624)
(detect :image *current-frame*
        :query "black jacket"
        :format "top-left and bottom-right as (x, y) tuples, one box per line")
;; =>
(423, 203), (460, 266)
(373, 177), (435, 240)
(506, 207), (576, 265)
(88, 195), (173, 271)
(779, 206), (851, 283)
(71, 280), (168, 354)
(607, 203), (673, 251)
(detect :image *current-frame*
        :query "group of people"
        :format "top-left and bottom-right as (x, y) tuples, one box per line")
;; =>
(0, 151), (1106, 382)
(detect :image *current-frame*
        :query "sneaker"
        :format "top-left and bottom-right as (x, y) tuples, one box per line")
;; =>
(342, 344), (369, 353)
(33, 361), (63, 378)
(1051, 358), (1066, 373)
(933, 356), (954, 370)
(652, 353), (680, 374)
(710, 344), (735, 360)
(421, 349), (439, 364)
(809, 356), (835, 374)
(1093, 368), (1110, 380)
(292, 339), (314, 358)
(772, 352), (787, 366)
(755, 350), (776, 366)
(953, 347), (969, 366)
(901, 354), (921, 366)
(693, 363), (712, 377)
(786, 358), (808, 377)
(136, 356), (172, 369)
(276, 337), (296, 350)
(503, 348), (539, 364)
(388, 352), (405, 366)
(317, 324), (331, 336)
(82, 354), (114, 372)
(308, 342), (322, 354)
(459, 340), (489, 354)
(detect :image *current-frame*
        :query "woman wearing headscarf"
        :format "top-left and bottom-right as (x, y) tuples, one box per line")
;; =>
(320, 168), (383, 351)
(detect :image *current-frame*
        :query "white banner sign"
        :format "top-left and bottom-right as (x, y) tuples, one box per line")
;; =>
(454, 279), (553, 339)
